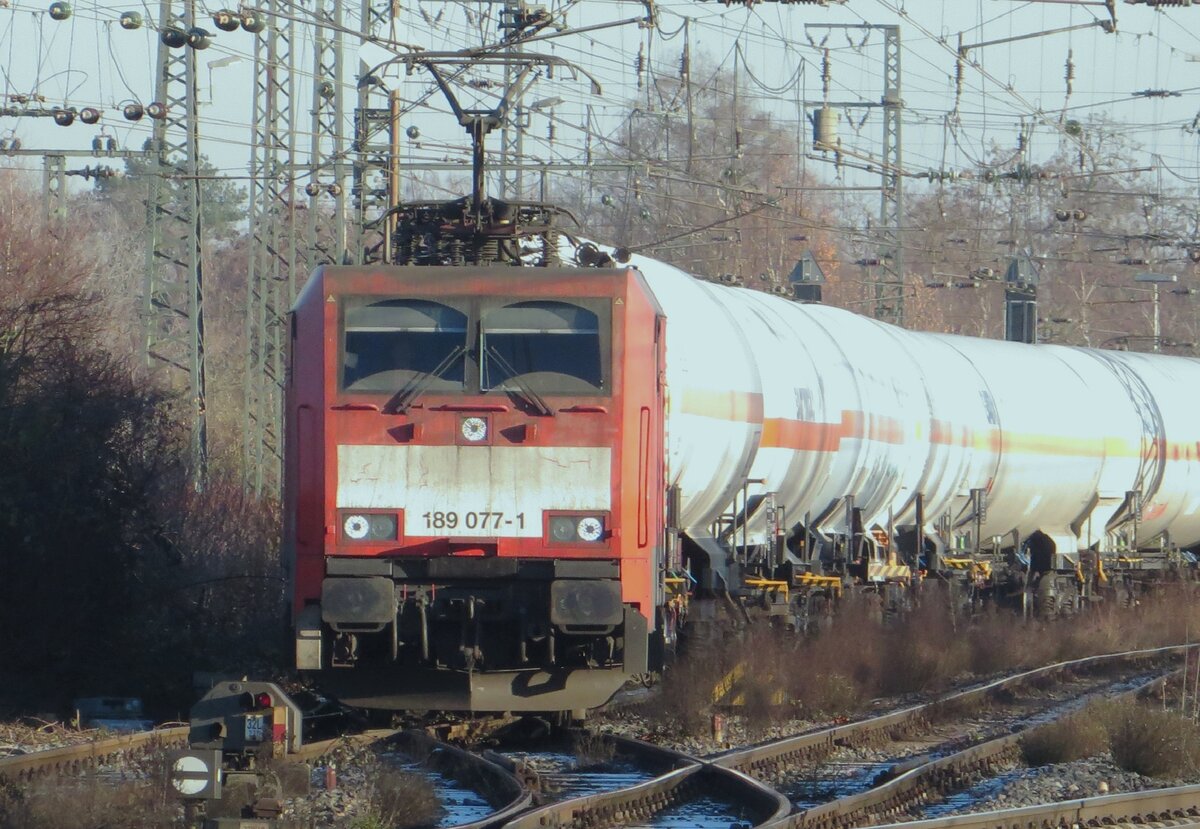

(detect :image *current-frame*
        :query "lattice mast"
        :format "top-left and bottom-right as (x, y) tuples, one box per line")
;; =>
(876, 25), (904, 327)
(243, 2), (300, 492)
(307, 0), (348, 267)
(352, 0), (396, 264)
(143, 0), (208, 483)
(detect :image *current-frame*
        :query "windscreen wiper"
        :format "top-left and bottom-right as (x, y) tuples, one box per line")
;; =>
(385, 344), (467, 414)
(484, 344), (554, 416)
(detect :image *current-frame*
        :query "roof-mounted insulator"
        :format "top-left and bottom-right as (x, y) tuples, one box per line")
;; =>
(161, 26), (187, 48)
(187, 27), (212, 49)
(240, 10), (267, 34)
(213, 10), (239, 31)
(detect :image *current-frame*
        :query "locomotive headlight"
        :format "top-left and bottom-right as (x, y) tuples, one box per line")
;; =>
(343, 514), (370, 540)
(549, 516), (577, 543)
(461, 416), (488, 442)
(576, 516), (604, 542)
(341, 512), (398, 542)
(546, 513), (606, 544)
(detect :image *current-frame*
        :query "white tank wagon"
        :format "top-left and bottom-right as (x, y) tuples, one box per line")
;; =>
(620, 253), (1200, 593)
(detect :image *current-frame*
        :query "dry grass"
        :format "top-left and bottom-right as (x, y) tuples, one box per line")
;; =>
(354, 764), (441, 829)
(641, 588), (1200, 739)
(571, 732), (617, 767)
(1097, 699), (1200, 778)
(1020, 714), (1108, 765)
(0, 776), (178, 829)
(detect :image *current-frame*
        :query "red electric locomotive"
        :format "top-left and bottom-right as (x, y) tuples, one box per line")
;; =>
(285, 261), (668, 711)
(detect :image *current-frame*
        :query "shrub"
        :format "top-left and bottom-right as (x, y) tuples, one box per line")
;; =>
(0, 776), (177, 829)
(361, 766), (440, 829)
(1020, 714), (1108, 765)
(1099, 700), (1200, 778)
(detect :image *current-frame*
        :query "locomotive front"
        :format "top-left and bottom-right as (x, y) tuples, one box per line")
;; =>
(285, 265), (665, 712)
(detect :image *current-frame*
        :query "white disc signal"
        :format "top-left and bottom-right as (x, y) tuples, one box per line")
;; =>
(172, 755), (209, 796)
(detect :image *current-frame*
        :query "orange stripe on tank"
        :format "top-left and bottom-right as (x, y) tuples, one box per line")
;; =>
(688, 399), (1198, 463)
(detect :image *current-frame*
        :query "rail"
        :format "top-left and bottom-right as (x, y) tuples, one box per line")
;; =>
(858, 783), (1200, 829)
(502, 732), (790, 829)
(0, 724), (189, 783)
(504, 645), (1187, 829)
(714, 644), (1188, 779)
(779, 670), (1177, 829)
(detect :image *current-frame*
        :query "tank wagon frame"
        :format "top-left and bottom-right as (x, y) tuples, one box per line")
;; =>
(284, 197), (1199, 714)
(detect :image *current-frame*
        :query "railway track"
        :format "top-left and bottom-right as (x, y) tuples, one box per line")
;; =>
(0, 724), (189, 783)
(778, 671), (1177, 829)
(860, 782), (1200, 829)
(503, 645), (1187, 829)
(2, 646), (1190, 828)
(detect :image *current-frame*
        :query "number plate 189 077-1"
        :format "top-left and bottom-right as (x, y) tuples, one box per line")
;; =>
(417, 510), (527, 535)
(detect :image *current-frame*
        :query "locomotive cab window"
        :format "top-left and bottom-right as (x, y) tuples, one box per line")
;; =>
(341, 298), (467, 393)
(480, 300), (608, 395)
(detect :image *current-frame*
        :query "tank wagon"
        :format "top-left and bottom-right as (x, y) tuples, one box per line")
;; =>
(285, 201), (1200, 713)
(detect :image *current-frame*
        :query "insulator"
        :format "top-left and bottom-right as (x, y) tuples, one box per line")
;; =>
(600, 194), (614, 207)
(146, 102), (168, 120)
(327, 183), (342, 196)
(186, 28), (212, 50)
(105, 136), (117, 153)
(639, 208), (651, 221)
(305, 182), (321, 197)
(48, 2), (71, 21)
(318, 81), (335, 100)
(7, 138), (19, 152)
(1064, 49), (1075, 96)
(679, 50), (689, 79)
(79, 107), (100, 125)
(547, 122), (555, 143)
(213, 10), (239, 32)
(1055, 208), (1070, 222)
(241, 10), (267, 34)
(118, 11), (142, 29)
(123, 102), (144, 121)
(812, 106), (838, 149)
(161, 26), (188, 48)
(405, 125), (420, 140)
(52, 108), (75, 127)
(1072, 208), (1087, 221)
(91, 136), (102, 152)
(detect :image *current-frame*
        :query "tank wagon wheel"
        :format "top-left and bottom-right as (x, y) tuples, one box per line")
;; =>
(1035, 577), (1058, 621)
